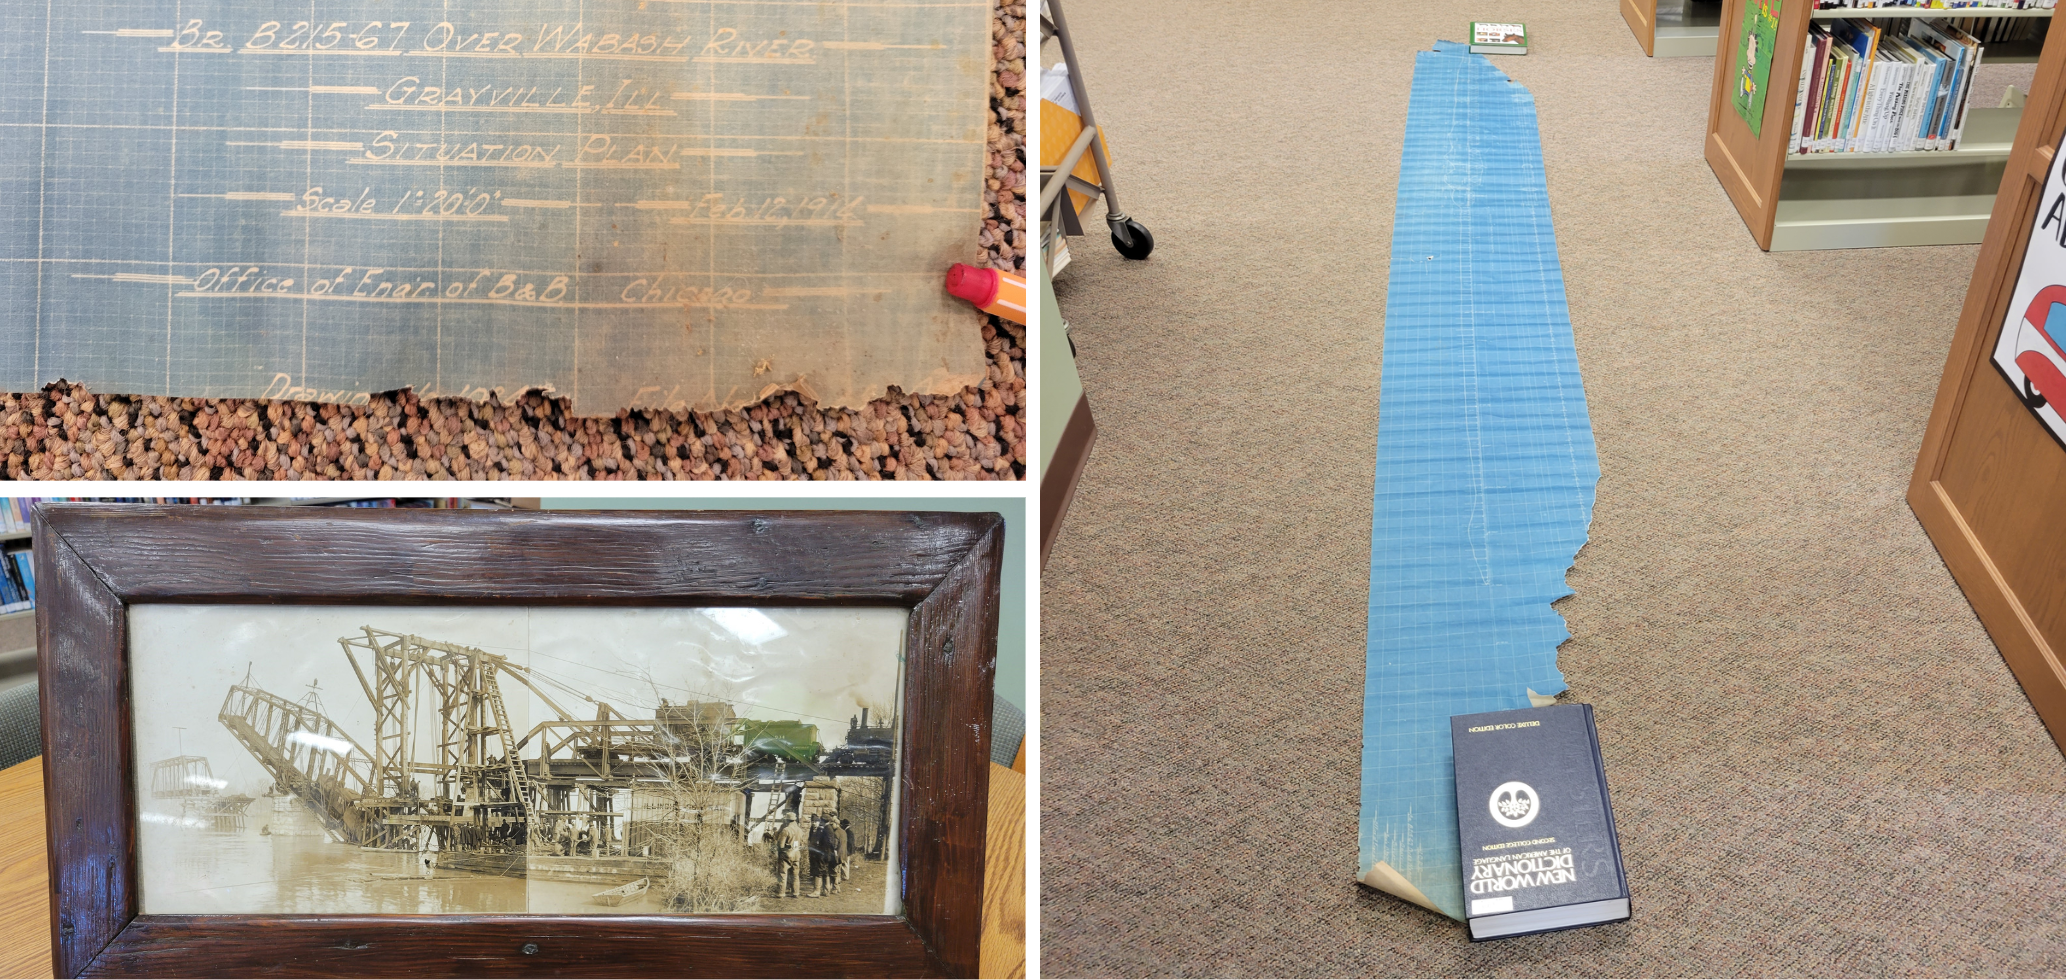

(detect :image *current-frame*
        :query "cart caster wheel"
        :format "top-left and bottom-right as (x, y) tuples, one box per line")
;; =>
(1110, 218), (1154, 260)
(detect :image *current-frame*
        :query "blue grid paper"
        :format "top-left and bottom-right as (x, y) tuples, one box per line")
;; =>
(0, 1), (989, 414)
(1356, 42), (1600, 922)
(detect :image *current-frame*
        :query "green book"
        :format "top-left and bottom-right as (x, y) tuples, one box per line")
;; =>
(1470, 22), (1528, 56)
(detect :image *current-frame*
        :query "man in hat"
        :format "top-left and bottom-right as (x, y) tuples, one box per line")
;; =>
(840, 818), (858, 880)
(774, 818), (806, 898)
(807, 817), (839, 897)
(827, 815), (848, 889)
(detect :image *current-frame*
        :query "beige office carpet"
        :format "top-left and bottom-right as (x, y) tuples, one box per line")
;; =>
(1039, 1), (2066, 975)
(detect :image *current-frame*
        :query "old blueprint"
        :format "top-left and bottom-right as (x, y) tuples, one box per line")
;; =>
(0, 0), (993, 414)
(1357, 43), (1598, 921)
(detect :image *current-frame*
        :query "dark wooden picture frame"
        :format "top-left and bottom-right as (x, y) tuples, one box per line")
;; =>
(33, 505), (1002, 978)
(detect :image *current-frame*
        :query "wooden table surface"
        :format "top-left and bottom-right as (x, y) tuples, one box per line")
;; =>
(0, 758), (1025, 979)
(0, 758), (47, 980)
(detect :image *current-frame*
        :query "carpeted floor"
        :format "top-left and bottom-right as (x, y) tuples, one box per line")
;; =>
(0, 1), (1028, 482)
(1039, 1), (2066, 975)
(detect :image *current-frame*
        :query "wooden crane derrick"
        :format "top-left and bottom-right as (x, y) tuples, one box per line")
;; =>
(219, 624), (880, 885)
(336, 628), (541, 851)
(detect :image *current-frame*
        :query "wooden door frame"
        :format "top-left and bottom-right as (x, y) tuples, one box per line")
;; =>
(1908, 25), (2066, 751)
(1624, 0), (1658, 57)
(1704, 0), (1812, 251)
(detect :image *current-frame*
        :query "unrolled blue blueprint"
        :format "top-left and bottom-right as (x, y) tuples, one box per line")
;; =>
(1355, 42), (1601, 921)
(0, 1), (991, 414)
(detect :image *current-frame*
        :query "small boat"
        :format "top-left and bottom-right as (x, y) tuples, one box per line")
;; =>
(592, 877), (650, 907)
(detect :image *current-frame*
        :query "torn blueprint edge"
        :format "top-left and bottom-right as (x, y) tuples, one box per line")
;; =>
(1354, 41), (1601, 922)
(0, 0), (994, 417)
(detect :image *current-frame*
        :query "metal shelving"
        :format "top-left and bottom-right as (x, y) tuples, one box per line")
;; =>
(1664, 0), (1727, 57)
(1709, 0), (2055, 250)
(1809, 5), (2056, 18)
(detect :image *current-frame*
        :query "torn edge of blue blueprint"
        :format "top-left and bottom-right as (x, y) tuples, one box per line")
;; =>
(1354, 41), (1601, 921)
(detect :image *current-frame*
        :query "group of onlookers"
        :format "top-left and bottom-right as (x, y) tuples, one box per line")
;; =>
(771, 815), (860, 898)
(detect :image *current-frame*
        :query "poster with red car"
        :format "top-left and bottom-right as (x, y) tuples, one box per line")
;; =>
(1995, 129), (2066, 449)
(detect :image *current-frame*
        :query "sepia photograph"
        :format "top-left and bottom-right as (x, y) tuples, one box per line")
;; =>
(128, 605), (907, 917)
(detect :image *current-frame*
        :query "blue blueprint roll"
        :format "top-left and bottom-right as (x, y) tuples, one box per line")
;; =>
(1356, 40), (1601, 922)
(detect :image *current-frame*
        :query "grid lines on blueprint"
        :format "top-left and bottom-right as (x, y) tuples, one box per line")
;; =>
(1355, 41), (1601, 921)
(0, 0), (992, 414)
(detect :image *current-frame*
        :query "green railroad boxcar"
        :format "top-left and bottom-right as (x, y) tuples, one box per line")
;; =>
(731, 719), (821, 764)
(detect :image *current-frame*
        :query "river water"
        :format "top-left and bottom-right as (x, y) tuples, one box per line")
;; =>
(139, 806), (893, 915)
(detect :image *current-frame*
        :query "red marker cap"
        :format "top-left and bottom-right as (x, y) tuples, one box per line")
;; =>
(944, 263), (1001, 309)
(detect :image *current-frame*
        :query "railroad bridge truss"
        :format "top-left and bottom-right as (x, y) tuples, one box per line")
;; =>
(218, 627), (895, 874)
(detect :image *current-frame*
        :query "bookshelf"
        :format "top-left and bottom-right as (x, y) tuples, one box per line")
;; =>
(1907, 24), (2066, 750)
(1625, 0), (1725, 58)
(1706, 2), (2056, 250)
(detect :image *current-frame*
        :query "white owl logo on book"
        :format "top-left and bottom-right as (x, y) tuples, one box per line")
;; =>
(1489, 781), (1540, 828)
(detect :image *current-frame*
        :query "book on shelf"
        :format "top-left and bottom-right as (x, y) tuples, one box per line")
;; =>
(10, 551), (31, 608)
(1913, 19), (1983, 146)
(1813, 1), (2058, 9)
(2, 496), (251, 535)
(1790, 27), (1823, 154)
(0, 546), (30, 615)
(1831, 21), (1878, 151)
(0, 498), (487, 537)
(1790, 18), (1989, 154)
(1469, 22), (1528, 55)
(0, 496), (70, 535)
(1452, 704), (1630, 941)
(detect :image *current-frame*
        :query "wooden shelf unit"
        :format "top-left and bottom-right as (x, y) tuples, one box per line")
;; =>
(1908, 23), (2066, 754)
(1707, 2), (2055, 250)
(1809, 5), (2056, 18)
(1625, 0), (1726, 58)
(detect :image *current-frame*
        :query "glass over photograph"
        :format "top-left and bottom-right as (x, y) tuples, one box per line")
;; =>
(127, 605), (907, 916)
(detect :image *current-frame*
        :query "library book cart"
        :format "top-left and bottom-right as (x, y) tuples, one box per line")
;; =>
(1707, 1), (2053, 250)
(1038, 0), (1154, 266)
(1624, 0), (1725, 57)
(1909, 25), (2066, 756)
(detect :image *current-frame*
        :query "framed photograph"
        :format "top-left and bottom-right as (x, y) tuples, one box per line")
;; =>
(35, 505), (1003, 977)
(133, 607), (910, 916)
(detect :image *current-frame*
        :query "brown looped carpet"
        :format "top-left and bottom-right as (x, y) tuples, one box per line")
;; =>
(0, 1), (1028, 482)
(1040, 1), (2066, 975)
